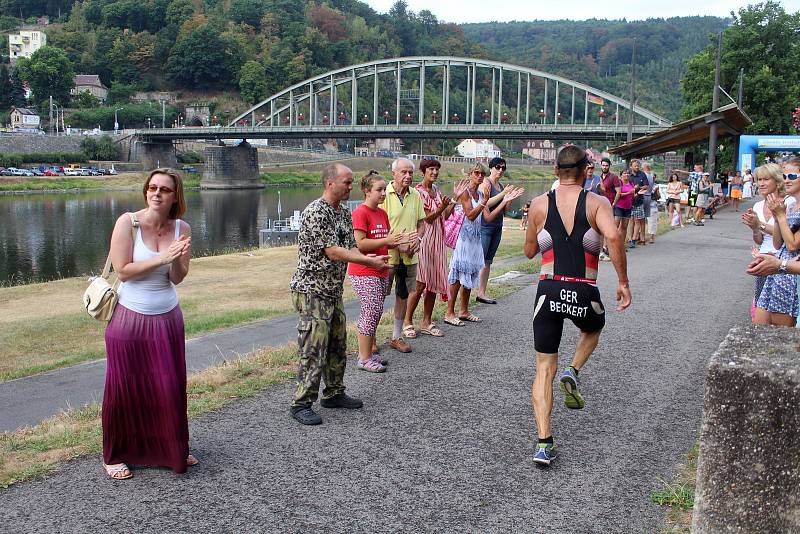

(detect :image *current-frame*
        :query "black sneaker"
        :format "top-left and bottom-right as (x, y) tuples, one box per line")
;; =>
(320, 393), (363, 409)
(290, 405), (322, 425)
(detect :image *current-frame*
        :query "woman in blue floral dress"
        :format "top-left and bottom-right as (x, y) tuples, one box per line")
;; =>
(756, 163), (800, 326)
(443, 163), (522, 326)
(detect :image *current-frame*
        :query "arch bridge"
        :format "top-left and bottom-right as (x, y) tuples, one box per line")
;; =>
(137, 56), (672, 143)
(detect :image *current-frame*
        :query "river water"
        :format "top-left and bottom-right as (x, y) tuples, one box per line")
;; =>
(0, 181), (551, 285)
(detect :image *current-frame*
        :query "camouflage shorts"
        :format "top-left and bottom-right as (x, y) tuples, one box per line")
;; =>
(290, 291), (347, 407)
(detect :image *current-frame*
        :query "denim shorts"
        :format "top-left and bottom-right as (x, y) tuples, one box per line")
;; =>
(480, 225), (503, 265)
(613, 206), (631, 219)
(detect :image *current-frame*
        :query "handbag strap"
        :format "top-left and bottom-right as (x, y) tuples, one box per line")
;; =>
(100, 213), (139, 278)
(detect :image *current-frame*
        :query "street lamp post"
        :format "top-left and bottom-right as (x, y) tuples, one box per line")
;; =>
(114, 107), (123, 133)
(539, 109), (545, 124)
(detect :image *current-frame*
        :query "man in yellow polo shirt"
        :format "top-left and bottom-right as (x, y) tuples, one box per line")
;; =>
(380, 158), (426, 353)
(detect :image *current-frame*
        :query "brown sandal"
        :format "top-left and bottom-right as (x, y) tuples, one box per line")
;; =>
(187, 454), (199, 467)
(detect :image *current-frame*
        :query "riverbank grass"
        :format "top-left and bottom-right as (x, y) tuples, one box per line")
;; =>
(0, 221), (531, 382)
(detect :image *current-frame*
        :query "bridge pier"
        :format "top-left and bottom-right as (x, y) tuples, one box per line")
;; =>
(202, 142), (264, 189)
(140, 140), (178, 170)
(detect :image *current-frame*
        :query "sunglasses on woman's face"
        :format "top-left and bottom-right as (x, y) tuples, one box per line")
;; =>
(495, 165), (506, 171)
(147, 184), (175, 194)
(784, 173), (800, 181)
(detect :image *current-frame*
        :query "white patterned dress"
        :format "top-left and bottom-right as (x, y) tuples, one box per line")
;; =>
(448, 191), (485, 289)
(757, 208), (800, 317)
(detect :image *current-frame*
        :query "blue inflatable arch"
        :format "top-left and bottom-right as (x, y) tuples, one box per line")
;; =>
(738, 135), (800, 172)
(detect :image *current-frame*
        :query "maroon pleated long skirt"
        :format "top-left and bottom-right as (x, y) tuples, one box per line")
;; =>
(102, 304), (189, 474)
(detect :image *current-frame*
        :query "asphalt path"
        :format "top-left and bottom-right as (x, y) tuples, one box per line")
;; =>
(1, 205), (754, 533)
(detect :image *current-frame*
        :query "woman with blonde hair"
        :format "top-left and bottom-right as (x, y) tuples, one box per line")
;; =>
(443, 163), (522, 325)
(102, 168), (194, 480)
(755, 160), (800, 326)
(742, 163), (794, 306)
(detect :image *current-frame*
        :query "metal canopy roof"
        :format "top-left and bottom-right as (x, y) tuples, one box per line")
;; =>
(608, 103), (752, 159)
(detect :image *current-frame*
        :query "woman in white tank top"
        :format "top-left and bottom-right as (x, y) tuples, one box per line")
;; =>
(101, 168), (194, 480)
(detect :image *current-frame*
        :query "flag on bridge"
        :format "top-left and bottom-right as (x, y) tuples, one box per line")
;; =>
(587, 94), (605, 105)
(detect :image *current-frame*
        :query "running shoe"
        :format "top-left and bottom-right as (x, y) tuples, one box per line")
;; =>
(559, 366), (585, 409)
(357, 357), (386, 373)
(629, 239), (636, 249)
(533, 442), (557, 466)
(599, 251), (610, 262)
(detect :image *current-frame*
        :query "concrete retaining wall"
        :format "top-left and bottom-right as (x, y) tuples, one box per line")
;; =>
(0, 133), (84, 154)
(693, 324), (800, 533)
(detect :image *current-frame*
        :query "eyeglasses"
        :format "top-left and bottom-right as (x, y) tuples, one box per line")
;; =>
(147, 184), (175, 194)
(495, 165), (506, 170)
(785, 173), (800, 181)
(472, 171), (485, 176)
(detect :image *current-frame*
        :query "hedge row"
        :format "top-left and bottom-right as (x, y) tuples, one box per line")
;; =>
(0, 153), (88, 167)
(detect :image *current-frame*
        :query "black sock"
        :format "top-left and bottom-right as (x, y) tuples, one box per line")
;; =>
(539, 436), (554, 445)
(569, 366), (579, 376)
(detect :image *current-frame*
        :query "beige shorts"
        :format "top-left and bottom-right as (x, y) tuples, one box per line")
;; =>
(387, 263), (417, 299)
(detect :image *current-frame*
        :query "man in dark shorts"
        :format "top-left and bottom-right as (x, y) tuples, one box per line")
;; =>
(524, 145), (632, 465)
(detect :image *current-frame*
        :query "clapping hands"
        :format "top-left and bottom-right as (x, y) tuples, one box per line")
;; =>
(766, 193), (785, 217)
(453, 180), (470, 200)
(502, 185), (525, 204)
(159, 235), (191, 265)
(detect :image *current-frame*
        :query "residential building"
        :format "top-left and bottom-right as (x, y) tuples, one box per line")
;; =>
(8, 30), (47, 63)
(456, 138), (501, 160)
(522, 140), (557, 163)
(10, 107), (40, 130)
(72, 75), (109, 102)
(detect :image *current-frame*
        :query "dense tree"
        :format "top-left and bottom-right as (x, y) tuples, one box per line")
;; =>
(229, 0), (264, 28)
(165, 24), (242, 88)
(165, 0), (194, 27)
(682, 2), (800, 134)
(81, 134), (121, 160)
(16, 46), (75, 105)
(0, 64), (11, 110)
(8, 66), (26, 107)
(238, 60), (267, 105)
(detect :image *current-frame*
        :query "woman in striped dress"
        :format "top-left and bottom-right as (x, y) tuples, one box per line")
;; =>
(405, 159), (458, 337)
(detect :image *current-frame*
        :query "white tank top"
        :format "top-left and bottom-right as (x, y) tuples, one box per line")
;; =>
(118, 219), (181, 315)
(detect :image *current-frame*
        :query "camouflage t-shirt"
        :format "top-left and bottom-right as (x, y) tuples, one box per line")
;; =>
(289, 197), (356, 301)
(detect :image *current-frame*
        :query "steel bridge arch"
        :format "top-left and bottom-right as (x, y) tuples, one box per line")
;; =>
(231, 56), (671, 130)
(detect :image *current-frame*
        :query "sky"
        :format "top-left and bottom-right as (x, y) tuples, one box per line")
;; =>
(364, 0), (800, 23)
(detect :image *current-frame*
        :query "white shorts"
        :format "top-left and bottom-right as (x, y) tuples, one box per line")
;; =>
(647, 210), (658, 234)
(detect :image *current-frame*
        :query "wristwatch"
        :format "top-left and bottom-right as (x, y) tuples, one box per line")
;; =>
(779, 259), (789, 274)
(760, 223), (767, 232)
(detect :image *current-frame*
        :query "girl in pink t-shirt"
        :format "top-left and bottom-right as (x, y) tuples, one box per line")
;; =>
(349, 172), (407, 372)
(613, 169), (636, 249)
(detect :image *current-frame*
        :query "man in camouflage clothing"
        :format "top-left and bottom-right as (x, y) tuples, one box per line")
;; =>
(289, 163), (390, 425)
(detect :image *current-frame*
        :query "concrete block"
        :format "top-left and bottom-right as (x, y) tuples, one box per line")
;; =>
(693, 324), (800, 533)
(140, 141), (177, 170)
(202, 142), (264, 189)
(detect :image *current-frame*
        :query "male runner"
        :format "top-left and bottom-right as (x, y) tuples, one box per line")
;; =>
(524, 145), (632, 465)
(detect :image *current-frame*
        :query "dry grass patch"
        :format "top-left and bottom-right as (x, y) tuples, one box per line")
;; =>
(0, 248), (305, 382)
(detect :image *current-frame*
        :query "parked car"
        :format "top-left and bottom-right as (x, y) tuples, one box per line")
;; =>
(43, 169), (59, 176)
(64, 168), (82, 176)
(29, 168), (44, 176)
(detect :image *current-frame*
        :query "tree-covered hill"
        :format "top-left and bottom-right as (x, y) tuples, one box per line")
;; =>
(0, 1), (728, 124)
(462, 17), (730, 121)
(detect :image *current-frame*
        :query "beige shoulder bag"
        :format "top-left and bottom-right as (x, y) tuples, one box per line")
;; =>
(83, 213), (139, 321)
